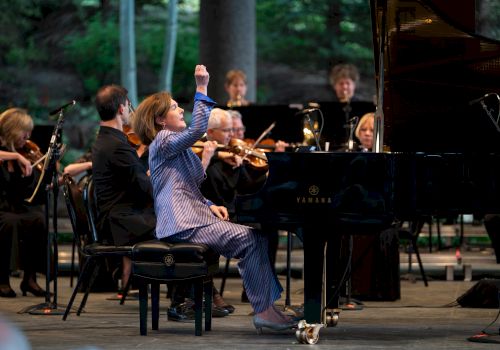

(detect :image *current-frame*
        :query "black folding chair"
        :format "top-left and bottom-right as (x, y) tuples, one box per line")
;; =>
(61, 174), (132, 320)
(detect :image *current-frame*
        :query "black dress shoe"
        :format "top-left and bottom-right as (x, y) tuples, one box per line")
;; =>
(211, 304), (229, 317)
(20, 281), (48, 297)
(167, 301), (196, 322)
(0, 285), (16, 298)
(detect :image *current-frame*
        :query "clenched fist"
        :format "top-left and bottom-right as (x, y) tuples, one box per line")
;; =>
(195, 65), (209, 95)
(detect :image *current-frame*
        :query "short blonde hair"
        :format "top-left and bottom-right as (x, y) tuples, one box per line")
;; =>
(225, 69), (247, 86)
(131, 92), (172, 146)
(355, 112), (374, 139)
(0, 108), (33, 151)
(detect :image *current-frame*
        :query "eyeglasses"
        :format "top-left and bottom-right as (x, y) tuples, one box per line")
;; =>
(232, 127), (246, 132)
(214, 128), (233, 133)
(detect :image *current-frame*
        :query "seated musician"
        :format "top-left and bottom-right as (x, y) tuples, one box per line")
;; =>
(62, 149), (92, 180)
(355, 112), (374, 152)
(0, 108), (49, 298)
(131, 65), (297, 332)
(329, 63), (360, 103)
(165, 108), (244, 320)
(225, 69), (250, 107)
(91, 84), (155, 292)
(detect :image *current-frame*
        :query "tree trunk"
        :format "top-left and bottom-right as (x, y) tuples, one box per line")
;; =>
(199, 0), (256, 104)
(120, 0), (138, 106)
(159, 0), (178, 92)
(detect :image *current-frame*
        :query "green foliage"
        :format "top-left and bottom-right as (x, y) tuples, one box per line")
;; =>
(63, 14), (120, 94)
(257, 0), (373, 72)
(137, 3), (199, 97)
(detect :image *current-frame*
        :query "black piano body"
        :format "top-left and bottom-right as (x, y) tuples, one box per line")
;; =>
(237, 0), (500, 324)
(236, 151), (500, 322)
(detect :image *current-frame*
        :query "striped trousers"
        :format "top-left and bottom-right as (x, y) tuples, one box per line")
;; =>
(167, 220), (283, 313)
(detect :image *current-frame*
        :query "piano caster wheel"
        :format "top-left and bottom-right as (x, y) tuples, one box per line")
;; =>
(295, 320), (324, 345)
(326, 310), (340, 327)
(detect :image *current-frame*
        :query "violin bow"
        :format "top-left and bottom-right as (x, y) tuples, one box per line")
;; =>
(248, 122), (276, 151)
(241, 122), (276, 163)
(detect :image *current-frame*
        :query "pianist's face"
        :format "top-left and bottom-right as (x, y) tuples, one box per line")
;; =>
(358, 118), (374, 149)
(334, 78), (356, 103)
(163, 99), (186, 132)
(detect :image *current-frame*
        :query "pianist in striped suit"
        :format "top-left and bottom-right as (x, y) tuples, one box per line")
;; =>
(131, 65), (297, 332)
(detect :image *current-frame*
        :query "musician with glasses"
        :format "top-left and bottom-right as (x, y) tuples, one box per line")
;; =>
(0, 108), (49, 298)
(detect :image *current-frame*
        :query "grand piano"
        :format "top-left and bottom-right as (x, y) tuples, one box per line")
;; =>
(235, 0), (500, 332)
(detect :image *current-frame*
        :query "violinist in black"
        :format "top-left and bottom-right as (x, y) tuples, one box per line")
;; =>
(200, 108), (263, 218)
(91, 84), (155, 290)
(0, 107), (49, 298)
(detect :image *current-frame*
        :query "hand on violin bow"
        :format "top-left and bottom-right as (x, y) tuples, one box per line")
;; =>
(209, 204), (229, 221)
(202, 140), (217, 161)
(200, 140), (217, 171)
(15, 153), (33, 177)
(274, 140), (290, 152)
(194, 65), (209, 95)
(218, 152), (243, 168)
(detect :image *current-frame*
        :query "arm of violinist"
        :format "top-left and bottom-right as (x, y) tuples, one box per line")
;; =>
(0, 150), (32, 177)
(274, 140), (289, 152)
(200, 140), (217, 171)
(63, 161), (92, 177)
(209, 204), (229, 221)
(218, 151), (243, 168)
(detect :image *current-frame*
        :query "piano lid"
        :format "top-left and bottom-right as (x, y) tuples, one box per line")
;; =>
(370, 0), (500, 152)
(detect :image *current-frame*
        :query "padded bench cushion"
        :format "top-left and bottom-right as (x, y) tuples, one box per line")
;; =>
(132, 240), (220, 281)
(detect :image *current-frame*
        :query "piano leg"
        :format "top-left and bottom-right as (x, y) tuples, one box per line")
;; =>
(302, 226), (326, 323)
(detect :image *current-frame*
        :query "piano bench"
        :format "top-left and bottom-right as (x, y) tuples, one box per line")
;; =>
(131, 239), (220, 336)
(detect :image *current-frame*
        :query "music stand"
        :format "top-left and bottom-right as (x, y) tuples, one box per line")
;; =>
(19, 102), (75, 315)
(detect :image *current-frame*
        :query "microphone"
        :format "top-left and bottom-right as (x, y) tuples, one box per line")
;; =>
(347, 116), (359, 124)
(468, 93), (498, 106)
(295, 108), (319, 116)
(49, 100), (76, 115)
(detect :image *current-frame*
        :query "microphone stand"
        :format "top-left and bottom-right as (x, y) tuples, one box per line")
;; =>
(345, 117), (359, 152)
(19, 110), (67, 315)
(342, 99), (352, 150)
(478, 95), (500, 133)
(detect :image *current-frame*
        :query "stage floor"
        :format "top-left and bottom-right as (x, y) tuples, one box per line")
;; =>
(1, 246), (500, 349)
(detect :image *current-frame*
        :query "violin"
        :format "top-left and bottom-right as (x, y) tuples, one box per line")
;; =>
(123, 124), (147, 157)
(243, 137), (299, 152)
(228, 138), (268, 170)
(123, 125), (142, 148)
(17, 140), (46, 172)
(191, 139), (268, 171)
(191, 140), (227, 157)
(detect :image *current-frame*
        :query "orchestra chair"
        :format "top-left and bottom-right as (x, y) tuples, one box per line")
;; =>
(131, 240), (220, 336)
(398, 220), (429, 287)
(61, 174), (133, 320)
(84, 175), (130, 302)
